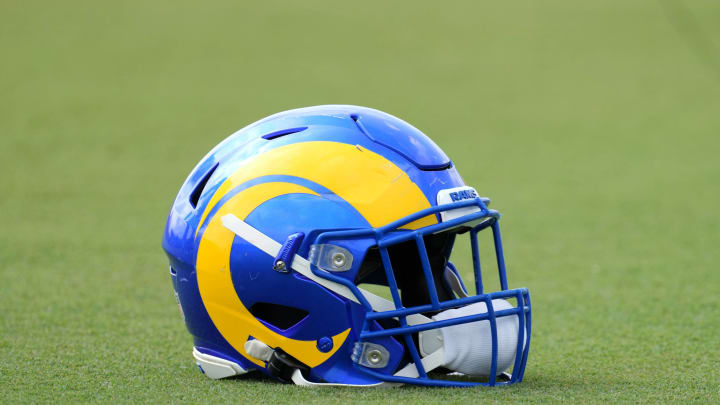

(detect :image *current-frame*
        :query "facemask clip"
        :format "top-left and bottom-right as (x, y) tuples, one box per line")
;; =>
(309, 244), (353, 272)
(352, 342), (390, 369)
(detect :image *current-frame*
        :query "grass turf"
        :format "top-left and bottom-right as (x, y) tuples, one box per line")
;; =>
(1, 0), (719, 403)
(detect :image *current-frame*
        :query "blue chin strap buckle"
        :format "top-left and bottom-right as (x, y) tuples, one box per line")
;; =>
(273, 232), (305, 272)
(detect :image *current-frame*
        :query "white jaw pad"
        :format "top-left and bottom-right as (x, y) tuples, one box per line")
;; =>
(193, 347), (248, 379)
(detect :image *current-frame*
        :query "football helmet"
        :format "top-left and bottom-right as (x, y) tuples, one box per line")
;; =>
(162, 105), (531, 387)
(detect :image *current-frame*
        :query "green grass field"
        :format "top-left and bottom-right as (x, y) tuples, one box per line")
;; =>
(2, 0), (719, 403)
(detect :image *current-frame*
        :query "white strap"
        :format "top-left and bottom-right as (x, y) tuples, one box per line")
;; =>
(193, 347), (248, 379)
(393, 348), (446, 378)
(221, 214), (431, 325)
(244, 340), (274, 362)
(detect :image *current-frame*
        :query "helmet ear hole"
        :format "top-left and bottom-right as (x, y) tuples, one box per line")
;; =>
(249, 302), (309, 331)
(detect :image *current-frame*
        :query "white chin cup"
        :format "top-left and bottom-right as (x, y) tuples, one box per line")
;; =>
(428, 299), (520, 377)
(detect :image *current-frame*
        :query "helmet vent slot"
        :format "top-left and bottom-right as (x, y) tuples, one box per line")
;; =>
(189, 163), (218, 208)
(249, 302), (309, 331)
(260, 126), (308, 140)
(350, 113), (370, 137)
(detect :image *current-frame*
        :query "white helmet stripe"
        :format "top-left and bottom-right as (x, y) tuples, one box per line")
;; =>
(221, 213), (431, 325)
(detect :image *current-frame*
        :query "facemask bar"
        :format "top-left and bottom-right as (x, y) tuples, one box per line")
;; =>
(308, 198), (532, 387)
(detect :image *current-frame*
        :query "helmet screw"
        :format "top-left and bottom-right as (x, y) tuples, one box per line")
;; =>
(331, 252), (346, 268)
(273, 260), (286, 271)
(316, 336), (333, 353)
(367, 349), (383, 365)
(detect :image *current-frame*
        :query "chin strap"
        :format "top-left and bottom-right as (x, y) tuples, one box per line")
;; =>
(393, 347), (446, 379)
(290, 350), (445, 387)
(245, 339), (400, 387)
(246, 335), (446, 387)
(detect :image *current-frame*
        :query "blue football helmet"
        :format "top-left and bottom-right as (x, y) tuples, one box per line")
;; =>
(162, 105), (531, 387)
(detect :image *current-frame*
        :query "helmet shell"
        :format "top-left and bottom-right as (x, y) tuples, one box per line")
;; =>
(163, 105), (467, 383)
